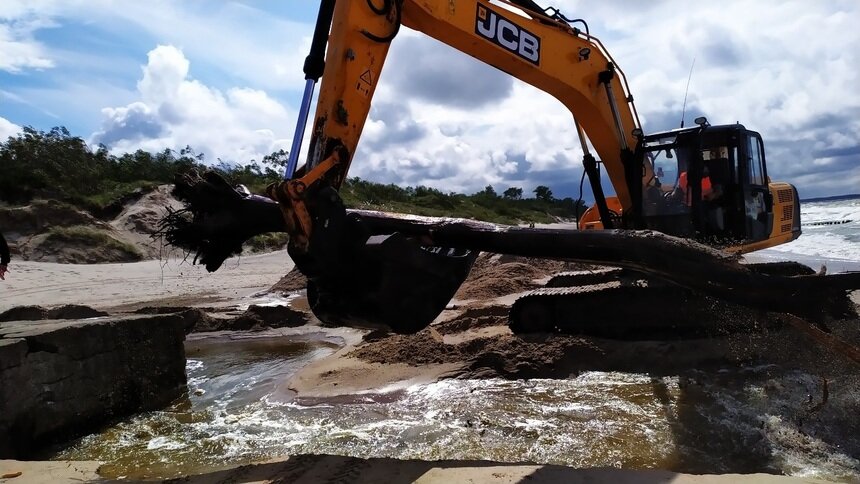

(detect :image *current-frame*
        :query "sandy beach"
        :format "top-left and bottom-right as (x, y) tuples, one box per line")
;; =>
(0, 250), (293, 313)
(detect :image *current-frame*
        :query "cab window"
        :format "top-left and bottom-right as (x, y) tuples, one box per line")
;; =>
(648, 147), (680, 192)
(747, 136), (765, 186)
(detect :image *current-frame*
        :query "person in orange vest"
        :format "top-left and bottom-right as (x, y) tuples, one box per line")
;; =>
(678, 170), (713, 205)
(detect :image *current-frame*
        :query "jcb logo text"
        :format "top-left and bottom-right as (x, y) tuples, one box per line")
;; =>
(475, 4), (540, 65)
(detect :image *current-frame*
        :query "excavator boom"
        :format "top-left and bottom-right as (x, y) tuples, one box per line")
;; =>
(305, 0), (639, 202)
(273, 0), (646, 246)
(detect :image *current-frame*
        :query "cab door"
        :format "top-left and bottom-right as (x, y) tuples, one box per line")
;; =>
(741, 131), (772, 241)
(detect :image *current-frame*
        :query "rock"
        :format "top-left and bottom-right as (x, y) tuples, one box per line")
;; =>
(133, 305), (309, 332)
(0, 305), (109, 322)
(0, 314), (187, 458)
(0, 306), (48, 322)
(228, 305), (309, 331)
(134, 306), (213, 334)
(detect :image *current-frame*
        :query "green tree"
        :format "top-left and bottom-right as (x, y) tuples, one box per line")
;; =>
(262, 149), (289, 168)
(533, 185), (553, 201)
(1, 125), (588, 226)
(503, 187), (523, 200)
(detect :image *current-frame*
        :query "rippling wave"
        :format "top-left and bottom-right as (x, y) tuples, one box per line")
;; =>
(53, 336), (860, 481)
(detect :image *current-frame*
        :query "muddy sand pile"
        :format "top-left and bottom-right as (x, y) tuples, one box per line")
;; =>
(454, 253), (592, 300)
(284, 253), (860, 395)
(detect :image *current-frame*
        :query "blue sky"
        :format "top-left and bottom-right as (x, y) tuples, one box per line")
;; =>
(2, 0), (859, 200)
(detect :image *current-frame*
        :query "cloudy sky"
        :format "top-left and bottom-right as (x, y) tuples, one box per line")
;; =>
(1, 1), (858, 200)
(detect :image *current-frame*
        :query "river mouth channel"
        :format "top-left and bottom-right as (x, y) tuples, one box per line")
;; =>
(50, 331), (860, 481)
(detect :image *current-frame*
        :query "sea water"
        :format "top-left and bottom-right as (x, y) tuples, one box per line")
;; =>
(51, 197), (860, 481)
(53, 336), (860, 481)
(754, 196), (860, 272)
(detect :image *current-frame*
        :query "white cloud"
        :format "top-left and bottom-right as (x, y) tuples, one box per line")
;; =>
(0, 116), (22, 140)
(349, 0), (860, 198)
(0, 18), (54, 72)
(74, 1), (312, 91)
(2, 0), (312, 88)
(91, 45), (294, 163)
(2, 0), (857, 199)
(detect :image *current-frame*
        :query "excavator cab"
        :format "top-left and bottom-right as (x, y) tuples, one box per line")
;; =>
(640, 121), (801, 252)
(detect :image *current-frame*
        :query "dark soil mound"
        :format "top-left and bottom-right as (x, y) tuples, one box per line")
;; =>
(135, 305), (310, 332)
(226, 304), (309, 331)
(48, 305), (108, 320)
(454, 253), (593, 300)
(271, 267), (308, 293)
(0, 304), (107, 322)
(350, 329), (602, 379)
(0, 306), (48, 322)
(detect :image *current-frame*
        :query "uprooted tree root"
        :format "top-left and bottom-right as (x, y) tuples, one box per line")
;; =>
(154, 170), (286, 271)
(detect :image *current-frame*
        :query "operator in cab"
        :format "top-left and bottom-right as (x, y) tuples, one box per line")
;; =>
(679, 168), (715, 204)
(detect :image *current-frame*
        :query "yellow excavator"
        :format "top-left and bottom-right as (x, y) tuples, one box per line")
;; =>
(253, 0), (803, 331)
(274, 0), (799, 252)
(162, 0), (860, 333)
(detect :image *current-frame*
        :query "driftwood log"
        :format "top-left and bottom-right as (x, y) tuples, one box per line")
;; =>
(351, 210), (860, 320)
(157, 170), (860, 361)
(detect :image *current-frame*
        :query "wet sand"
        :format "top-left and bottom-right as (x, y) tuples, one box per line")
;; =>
(285, 346), (464, 400)
(164, 455), (837, 484)
(0, 250), (293, 313)
(0, 456), (834, 483)
(0, 459), (101, 483)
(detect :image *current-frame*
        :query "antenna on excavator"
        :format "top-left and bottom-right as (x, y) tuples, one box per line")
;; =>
(679, 57), (696, 128)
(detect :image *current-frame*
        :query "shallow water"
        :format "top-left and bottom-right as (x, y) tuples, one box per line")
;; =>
(52, 333), (860, 481)
(765, 196), (860, 263)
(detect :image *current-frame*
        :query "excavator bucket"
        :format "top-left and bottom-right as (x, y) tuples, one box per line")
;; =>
(284, 186), (477, 334)
(302, 233), (476, 333)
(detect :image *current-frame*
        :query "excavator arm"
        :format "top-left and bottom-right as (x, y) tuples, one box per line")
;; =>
(270, 0), (649, 252)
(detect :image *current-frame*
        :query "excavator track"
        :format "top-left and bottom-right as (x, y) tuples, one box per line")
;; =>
(544, 267), (640, 287)
(510, 268), (777, 339)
